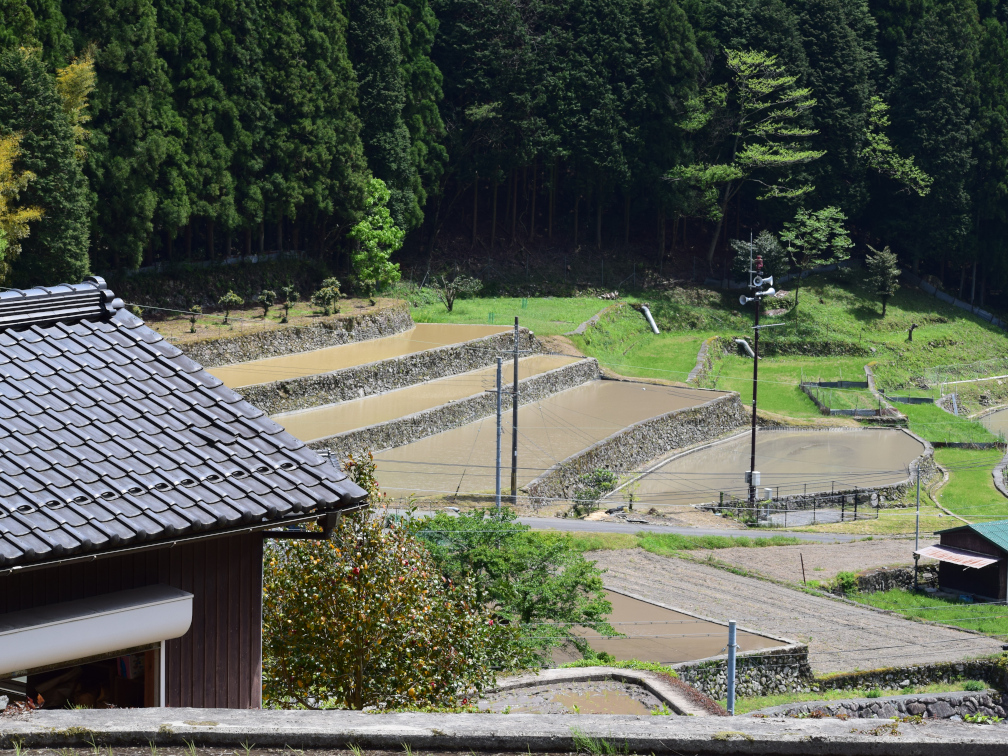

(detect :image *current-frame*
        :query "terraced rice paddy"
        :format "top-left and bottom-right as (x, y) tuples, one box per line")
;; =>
(276, 354), (580, 441)
(208, 323), (509, 387)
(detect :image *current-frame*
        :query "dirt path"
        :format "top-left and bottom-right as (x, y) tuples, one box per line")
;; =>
(708, 538), (928, 584)
(590, 549), (1004, 674)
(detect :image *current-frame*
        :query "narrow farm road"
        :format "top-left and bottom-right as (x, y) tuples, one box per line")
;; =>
(590, 549), (1005, 674)
(520, 516), (859, 542)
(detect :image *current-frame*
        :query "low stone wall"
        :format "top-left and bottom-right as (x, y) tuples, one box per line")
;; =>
(826, 565), (938, 596)
(526, 391), (748, 503)
(815, 658), (1006, 694)
(241, 329), (539, 416)
(674, 644), (813, 701)
(759, 690), (1007, 720)
(308, 358), (600, 458)
(181, 302), (414, 368)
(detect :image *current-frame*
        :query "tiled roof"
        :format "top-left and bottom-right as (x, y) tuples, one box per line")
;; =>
(0, 277), (367, 569)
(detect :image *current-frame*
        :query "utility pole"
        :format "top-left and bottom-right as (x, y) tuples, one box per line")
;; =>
(748, 280), (760, 508)
(739, 239), (775, 511)
(726, 620), (737, 716)
(914, 464), (921, 590)
(496, 357), (503, 512)
(511, 317), (519, 506)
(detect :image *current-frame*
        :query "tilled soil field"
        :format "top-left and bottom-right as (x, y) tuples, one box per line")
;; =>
(590, 549), (1004, 674)
(704, 537), (927, 584)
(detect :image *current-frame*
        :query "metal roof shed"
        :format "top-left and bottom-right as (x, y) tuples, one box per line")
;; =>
(0, 278), (367, 709)
(932, 521), (1008, 601)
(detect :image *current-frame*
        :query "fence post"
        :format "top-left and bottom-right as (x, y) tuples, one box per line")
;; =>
(727, 621), (737, 716)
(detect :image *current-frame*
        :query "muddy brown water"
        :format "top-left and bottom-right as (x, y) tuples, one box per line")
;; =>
(276, 355), (579, 441)
(480, 679), (662, 715)
(981, 408), (1008, 438)
(552, 591), (781, 666)
(207, 323), (509, 388)
(373, 383), (722, 499)
(621, 429), (925, 507)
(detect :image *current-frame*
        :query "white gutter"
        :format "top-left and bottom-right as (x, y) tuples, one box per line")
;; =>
(641, 305), (660, 334)
(0, 585), (193, 678)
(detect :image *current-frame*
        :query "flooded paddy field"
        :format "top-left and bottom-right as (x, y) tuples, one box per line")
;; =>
(208, 323), (509, 388)
(373, 382), (721, 500)
(480, 678), (664, 714)
(981, 407), (1008, 437)
(276, 354), (579, 441)
(622, 429), (925, 507)
(554, 591), (781, 666)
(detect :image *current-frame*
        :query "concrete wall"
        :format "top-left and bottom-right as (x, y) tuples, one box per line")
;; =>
(182, 303), (415, 368)
(525, 392), (749, 503)
(240, 329), (539, 416)
(308, 358), (601, 458)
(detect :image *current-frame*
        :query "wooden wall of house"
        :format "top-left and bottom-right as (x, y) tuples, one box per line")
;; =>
(939, 530), (1008, 600)
(0, 532), (263, 708)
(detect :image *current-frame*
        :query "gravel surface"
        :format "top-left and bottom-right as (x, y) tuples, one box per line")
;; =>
(706, 538), (931, 584)
(590, 549), (1004, 674)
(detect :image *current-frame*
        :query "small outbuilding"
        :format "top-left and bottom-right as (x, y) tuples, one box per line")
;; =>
(0, 278), (367, 709)
(916, 520), (1008, 601)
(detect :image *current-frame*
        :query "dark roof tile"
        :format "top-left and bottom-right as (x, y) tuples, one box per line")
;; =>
(0, 278), (367, 568)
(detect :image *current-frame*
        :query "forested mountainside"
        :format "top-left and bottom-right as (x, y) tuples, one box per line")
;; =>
(0, 0), (1005, 301)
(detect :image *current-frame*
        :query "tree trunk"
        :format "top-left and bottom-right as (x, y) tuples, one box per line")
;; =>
(511, 168), (518, 244)
(165, 228), (174, 262)
(549, 161), (556, 240)
(971, 261), (977, 306)
(573, 195), (579, 248)
(959, 266), (966, 299)
(244, 228), (251, 257)
(258, 221), (264, 254)
(472, 173), (478, 247)
(595, 182), (602, 249)
(882, 296), (887, 316)
(530, 159), (537, 240)
(491, 175), (499, 250)
(185, 223), (192, 260)
(292, 217), (299, 251)
(658, 211), (665, 272)
(276, 212), (283, 253)
(624, 194), (630, 244)
(224, 229), (231, 260)
(706, 183), (732, 268)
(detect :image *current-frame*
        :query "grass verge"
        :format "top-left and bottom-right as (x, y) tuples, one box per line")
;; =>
(728, 681), (991, 715)
(534, 531), (803, 554)
(900, 403), (999, 444)
(411, 296), (610, 337)
(849, 588), (1008, 637)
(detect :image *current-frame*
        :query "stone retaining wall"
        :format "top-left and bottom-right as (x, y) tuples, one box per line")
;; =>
(526, 392), (748, 503)
(674, 645), (1005, 702)
(826, 565), (938, 596)
(816, 658), (1006, 694)
(308, 358), (600, 459)
(181, 302), (414, 368)
(240, 329), (539, 416)
(760, 690), (1007, 721)
(674, 644), (813, 701)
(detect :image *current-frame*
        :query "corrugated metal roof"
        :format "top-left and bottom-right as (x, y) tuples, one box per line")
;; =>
(915, 544), (1000, 569)
(0, 278), (368, 569)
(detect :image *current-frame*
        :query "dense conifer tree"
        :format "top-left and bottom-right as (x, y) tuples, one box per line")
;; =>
(0, 46), (90, 285)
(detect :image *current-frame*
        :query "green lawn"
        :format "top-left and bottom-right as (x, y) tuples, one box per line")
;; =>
(411, 295), (610, 337)
(932, 447), (1007, 523)
(536, 531), (801, 554)
(900, 403), (999, 443)
(851, 588), (1008, 638)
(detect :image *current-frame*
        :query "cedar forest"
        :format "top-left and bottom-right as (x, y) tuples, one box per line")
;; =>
(0, 0), (1006, 301)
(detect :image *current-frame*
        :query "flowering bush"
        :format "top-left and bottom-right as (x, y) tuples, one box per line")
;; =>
(262, 454), (506, 709)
